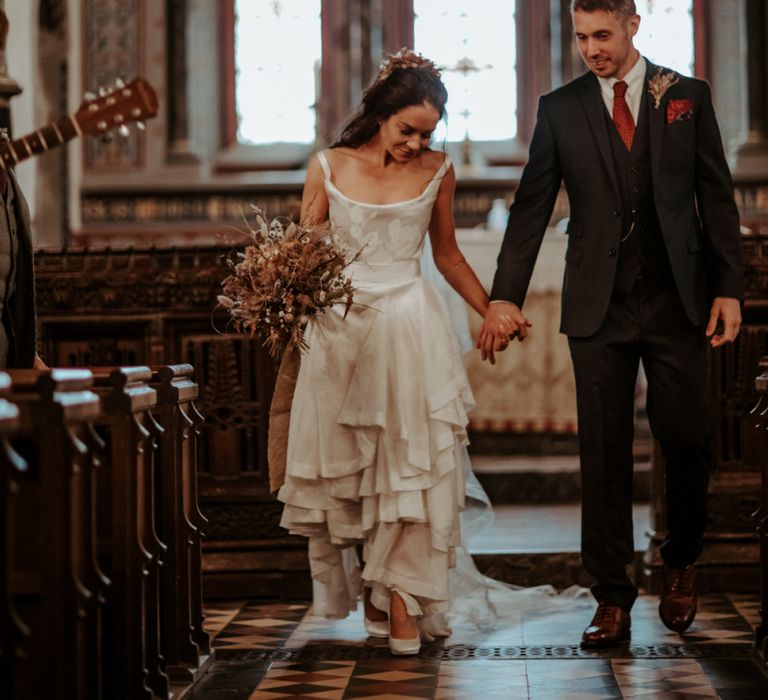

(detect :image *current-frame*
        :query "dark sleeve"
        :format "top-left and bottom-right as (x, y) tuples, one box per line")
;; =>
(694, 82), (745, 300)
(8, 180), (38, 368)
(489, 96), (562, 305)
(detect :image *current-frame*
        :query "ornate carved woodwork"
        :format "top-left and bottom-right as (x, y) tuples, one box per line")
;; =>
(644, 230), (768, 593)
(754, 357), (768, 660)
(75, 179), (767, 245)
(34, 246), (306, 599)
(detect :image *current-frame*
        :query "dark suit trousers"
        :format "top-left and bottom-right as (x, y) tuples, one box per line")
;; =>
(568, 278), (711, 612)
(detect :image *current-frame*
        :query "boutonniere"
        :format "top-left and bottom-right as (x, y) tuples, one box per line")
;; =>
(647, 68), (679, 109)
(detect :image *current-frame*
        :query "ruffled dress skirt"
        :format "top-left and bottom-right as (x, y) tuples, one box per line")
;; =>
(278, 258), (474, 621)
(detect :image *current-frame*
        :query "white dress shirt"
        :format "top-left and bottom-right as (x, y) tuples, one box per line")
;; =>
(597, 54), (646, 124)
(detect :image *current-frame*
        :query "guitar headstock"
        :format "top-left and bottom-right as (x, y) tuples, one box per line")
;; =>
(75, 78), (159, 138)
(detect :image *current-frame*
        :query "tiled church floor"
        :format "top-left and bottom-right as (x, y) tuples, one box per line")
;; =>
(192, 592), (768, 699)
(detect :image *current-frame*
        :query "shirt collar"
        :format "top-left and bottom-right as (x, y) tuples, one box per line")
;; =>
(597, 53), (646, 96)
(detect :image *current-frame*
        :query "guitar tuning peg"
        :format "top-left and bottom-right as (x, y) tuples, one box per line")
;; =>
(98, 86), (108, 97)
(118, 124), (130, 138)
(136, 121), (146, 131)
(100, 132), (114, 144)
(115, 77), (126, 89)
(84, 91), (97, 101)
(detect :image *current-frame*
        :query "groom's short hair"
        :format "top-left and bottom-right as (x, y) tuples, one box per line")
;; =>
(570, 0), (637, 16)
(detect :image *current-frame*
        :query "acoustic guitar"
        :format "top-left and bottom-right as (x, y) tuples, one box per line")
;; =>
(0, 77), (158, 171)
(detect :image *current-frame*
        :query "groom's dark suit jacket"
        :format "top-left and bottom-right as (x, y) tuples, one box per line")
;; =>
(490, 59), (744, 338)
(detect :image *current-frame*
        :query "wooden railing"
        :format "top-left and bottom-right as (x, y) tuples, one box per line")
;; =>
(0, 366), (211, 700)
(753, 357), (768, 660)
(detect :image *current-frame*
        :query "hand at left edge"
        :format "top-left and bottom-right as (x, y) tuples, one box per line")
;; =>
(706, 296), (741, 347)
(33, 354), (49, 370)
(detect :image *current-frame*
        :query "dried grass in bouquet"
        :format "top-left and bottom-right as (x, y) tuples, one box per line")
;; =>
(218, 208), (359, 359)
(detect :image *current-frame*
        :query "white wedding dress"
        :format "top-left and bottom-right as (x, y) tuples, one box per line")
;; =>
(278, 151), (579, 632)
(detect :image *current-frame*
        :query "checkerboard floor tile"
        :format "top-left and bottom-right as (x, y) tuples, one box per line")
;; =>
(198, 593), (768, 699)
(203, 600), (245, 640)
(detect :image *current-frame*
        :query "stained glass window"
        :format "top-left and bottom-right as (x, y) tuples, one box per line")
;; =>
(414, 1), (518, 143)
(234, 0), (322, 145)
(634, 0), (695, 76)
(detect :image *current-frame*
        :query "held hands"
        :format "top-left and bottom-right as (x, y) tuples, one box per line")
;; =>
(706, 297), (741, 348)
(477, 302), (532, 364)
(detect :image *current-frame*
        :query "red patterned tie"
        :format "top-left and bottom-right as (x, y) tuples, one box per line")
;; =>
(613, 80), (635, 151)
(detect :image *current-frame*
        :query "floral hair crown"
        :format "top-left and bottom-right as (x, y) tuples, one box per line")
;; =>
(377, 48), (441, 82)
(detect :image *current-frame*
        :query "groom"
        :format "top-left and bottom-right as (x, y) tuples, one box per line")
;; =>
(480, 0), (744, 647)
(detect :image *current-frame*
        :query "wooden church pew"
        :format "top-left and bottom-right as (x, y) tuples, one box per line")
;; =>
(1, 365), (211, 699)
(0, 371), (22, 699)
(150, 364), (212, 685)
(90, 366), (166, 700)
(4, 369), (104, 700)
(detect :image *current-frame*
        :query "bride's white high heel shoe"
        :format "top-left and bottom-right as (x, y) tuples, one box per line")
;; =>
(388, 590), (421, 656)
(363, 587), (389, 638)
(364, 616), (389, 639)
(388, 632), (421, 655)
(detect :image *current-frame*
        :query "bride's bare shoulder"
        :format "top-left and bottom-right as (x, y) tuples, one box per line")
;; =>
(324, 147), (360, 167)
(419, 149), (448, 171)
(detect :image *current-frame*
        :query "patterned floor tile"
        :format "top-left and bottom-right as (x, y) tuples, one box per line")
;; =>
(526, 659), (619, 698)
(203, 601), (245, 640)
(345, 658), (441, 699)
(215, 603), (309, 651)
(194, 593), (768, 698)
(189, 660), (272, 699)
(612, 659), (719, 697)
(437, 660), (528, 696)
(247, 660), (355, 698)
(728, 592), (762, 628)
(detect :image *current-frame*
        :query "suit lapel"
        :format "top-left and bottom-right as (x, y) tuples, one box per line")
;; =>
(577, 72), (620, 201)
(645, 60), (665, 181)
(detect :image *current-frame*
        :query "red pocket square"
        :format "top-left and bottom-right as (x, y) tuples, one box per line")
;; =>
(667, 99), (693, 123)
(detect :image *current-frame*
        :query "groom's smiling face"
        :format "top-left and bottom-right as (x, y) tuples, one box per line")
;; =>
(573, 9), (640, 80)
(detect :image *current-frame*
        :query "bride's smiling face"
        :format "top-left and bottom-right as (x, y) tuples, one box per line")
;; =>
(379, 102), (441, 162)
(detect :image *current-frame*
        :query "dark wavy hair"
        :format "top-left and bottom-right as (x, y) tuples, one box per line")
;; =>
(570, 0), (637, 16)
(331, 65), (448, 149)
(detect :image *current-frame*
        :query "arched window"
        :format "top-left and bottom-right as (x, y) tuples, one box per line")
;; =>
(413, 0), (518, 144)
(634, 0), (695, 76)
(234, 0), (322, 145)
(223, 0), (702, 170)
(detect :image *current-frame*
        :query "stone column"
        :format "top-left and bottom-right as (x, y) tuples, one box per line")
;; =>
(730, 0), (768, 178)
(516, 0), (552, 144)
(166, 0), (198, 162)
(319, 0), (413, 147)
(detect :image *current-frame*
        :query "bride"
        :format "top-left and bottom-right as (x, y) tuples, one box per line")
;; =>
(277, 49), (522, 656)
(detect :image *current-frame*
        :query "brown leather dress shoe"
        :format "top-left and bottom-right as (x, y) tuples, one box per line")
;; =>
(580, 603), (631, 648)
(659, 564), (697, 632)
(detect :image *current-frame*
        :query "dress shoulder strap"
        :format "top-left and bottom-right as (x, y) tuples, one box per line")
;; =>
(316, 150), (332, 179)
(436, 153), (453, 179)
